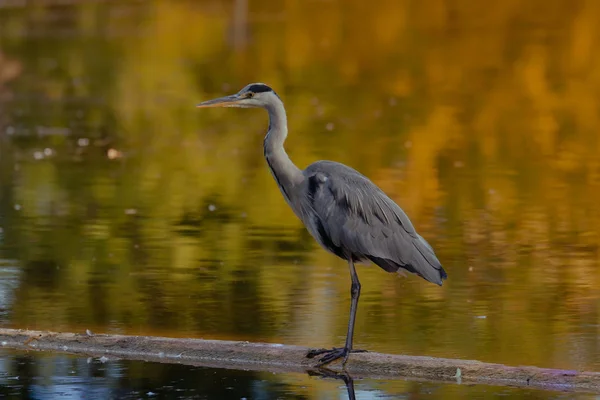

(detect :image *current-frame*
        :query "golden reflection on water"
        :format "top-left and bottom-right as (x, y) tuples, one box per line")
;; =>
(0, 0), (599, 389)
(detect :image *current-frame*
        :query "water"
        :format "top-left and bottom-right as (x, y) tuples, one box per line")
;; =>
(0, 0), (599, 397)
(0, 350), (595, 400)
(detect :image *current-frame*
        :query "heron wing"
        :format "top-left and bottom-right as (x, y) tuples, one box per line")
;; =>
(304, 161), (447, 285)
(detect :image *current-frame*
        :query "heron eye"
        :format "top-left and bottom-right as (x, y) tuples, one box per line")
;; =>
(247, 92), (254, 98)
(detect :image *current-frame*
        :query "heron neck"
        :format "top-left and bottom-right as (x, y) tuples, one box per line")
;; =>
(263, 99), (303, 201)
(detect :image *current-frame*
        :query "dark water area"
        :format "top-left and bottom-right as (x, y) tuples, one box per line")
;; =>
(0, 0), (599, 398)
(0, 350), (596, 400)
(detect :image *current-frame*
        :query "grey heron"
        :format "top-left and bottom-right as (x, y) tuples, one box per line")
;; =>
(197, 83), (447, 367)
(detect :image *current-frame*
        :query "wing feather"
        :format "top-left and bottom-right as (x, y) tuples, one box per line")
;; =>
(304, 161), (447, 285)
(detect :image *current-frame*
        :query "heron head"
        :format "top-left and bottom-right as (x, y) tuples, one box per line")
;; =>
(196, 83), (279, 109)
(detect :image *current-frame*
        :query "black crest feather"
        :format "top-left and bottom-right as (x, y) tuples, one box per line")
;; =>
(247, 83), (273, 93)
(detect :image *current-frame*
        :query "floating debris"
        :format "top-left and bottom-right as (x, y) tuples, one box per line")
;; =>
(208, 204), (216, 212)
(107, 148), (122, 159)
(0, 328), (599, 393)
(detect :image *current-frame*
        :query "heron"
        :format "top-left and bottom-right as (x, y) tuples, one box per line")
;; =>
(197, 83), (447, 367)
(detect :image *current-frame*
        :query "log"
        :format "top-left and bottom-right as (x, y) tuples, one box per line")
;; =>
(0, 328), (598, 394)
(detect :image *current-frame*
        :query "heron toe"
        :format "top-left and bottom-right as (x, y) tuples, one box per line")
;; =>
(306, 347), (367, 366)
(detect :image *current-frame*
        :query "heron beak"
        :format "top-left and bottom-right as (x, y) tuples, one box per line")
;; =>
(196, 94), (241, 108)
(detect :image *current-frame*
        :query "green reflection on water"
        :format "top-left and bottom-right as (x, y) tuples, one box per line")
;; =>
(0, 0), (599, 379)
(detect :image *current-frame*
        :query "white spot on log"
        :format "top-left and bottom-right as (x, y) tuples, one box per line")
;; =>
(455, 367), (462, 384)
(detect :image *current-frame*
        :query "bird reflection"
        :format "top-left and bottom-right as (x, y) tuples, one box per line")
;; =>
(307, 368), (356, 400)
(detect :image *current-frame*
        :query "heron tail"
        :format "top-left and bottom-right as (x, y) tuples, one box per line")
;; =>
(412, 233), (447, 285)
(367, 234), (447, 286)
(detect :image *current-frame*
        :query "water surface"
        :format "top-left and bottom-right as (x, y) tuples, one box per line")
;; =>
(0, 350), (596, 400)
(0, 1), (598, 397)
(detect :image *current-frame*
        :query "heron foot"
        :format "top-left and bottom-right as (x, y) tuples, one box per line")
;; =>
(306, 347), (367, 367)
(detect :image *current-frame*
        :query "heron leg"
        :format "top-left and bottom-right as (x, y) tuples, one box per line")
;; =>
(306, 259), (366, 367)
